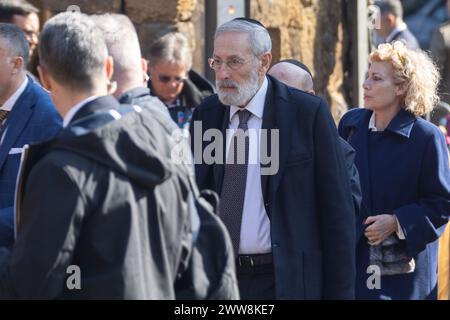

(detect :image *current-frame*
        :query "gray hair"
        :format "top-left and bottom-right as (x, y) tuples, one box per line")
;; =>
(39, 12), (108, 91)
(91, 13), (142, 79)
(148, 31), (192, 70)
(214, 19), (272, 57)
(0, 23), (29, 67)
(375, 0), (403, 19)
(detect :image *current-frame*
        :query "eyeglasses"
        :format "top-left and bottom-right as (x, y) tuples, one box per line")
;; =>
(208, 57), (249, 71)
(156, 75), (187, 84)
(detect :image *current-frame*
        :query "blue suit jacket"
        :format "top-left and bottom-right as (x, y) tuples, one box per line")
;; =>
(191, 75), (356, 299)
(339, 108), (450, 300)
(0, 77), (62, 248)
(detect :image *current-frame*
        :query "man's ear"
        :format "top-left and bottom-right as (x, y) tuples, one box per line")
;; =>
(37, 65), (51, 91)
(141, 58), (149, 83)
(259, 52), (272, 75)
(11, 56), (25, 75)
(386, 13), (396, 28)
(105, 56), (114, 82)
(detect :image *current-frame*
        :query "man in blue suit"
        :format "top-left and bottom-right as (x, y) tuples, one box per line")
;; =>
(191, 18), (355, 299)
(0, 24), (61, 248)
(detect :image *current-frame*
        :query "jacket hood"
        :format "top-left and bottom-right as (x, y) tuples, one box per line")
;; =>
(51, 105), (175, 189)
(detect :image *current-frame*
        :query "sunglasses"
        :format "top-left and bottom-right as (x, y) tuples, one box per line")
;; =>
(156, 75), (187, 84)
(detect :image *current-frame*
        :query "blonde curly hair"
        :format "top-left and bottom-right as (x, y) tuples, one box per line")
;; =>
(369, 41), (440, 116)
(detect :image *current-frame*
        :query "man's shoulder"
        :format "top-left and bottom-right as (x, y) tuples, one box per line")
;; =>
(340, 107), (369, 127)
(195, 94), (221, 112)
(27, 80), (59, 115)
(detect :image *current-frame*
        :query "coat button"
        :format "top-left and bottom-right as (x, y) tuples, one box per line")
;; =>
(265, 202), (271, 207)
(273, 243), (279, 248)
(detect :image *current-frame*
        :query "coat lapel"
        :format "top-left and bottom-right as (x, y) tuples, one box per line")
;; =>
(263, 76), (296, 208)
(213, 104), (229, 194)
(260, 78), (275, 211)
(0, 80), (34, 171)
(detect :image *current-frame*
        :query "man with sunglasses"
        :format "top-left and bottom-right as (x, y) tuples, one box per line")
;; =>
(147, 32), (215, 130)
(191, 18), (355, 299)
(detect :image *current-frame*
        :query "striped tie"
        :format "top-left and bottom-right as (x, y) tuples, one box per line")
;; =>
(219, 109), (252, 255)
(0, 110), (10, 130)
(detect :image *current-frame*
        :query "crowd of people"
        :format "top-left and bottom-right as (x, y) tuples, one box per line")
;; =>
(0, 0), (449, 300)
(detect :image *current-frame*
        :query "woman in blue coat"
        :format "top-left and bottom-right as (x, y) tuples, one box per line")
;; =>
(339, 41), (450, 300)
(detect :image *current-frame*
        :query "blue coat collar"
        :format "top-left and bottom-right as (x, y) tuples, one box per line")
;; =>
(343, 108), (416, 139)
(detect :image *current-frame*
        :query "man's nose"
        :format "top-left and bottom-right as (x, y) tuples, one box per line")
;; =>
(215, 65), (230, 80)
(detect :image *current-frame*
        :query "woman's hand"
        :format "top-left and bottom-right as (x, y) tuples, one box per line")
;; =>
(364, 214), (398, 246)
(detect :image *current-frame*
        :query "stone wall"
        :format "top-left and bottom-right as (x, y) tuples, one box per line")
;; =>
(29, 0), (353, 121)
(250, 0), (349, 121)
(29, 0), (202, 72)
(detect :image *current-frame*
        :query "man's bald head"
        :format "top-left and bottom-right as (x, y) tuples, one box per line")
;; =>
(268, 60), (315, 94)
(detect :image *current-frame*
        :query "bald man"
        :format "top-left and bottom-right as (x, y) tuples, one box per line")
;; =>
(269, 59), (362, 215)
(268, 60), (315, 94)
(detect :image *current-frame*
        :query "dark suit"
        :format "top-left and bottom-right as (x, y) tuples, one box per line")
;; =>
(0, 77), (62, 248)
(191, 75), (356, 299)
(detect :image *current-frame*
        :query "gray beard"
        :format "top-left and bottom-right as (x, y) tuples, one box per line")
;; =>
(216, 69), (260, 107)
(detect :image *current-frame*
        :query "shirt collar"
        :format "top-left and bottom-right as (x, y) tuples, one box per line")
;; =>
(229, 76), (268, 122)
(386, 22), (407, 43)
(368, 109), (416, 138)
(0, 76), (28, 112)
(368, 112), (378, 131)
(63, 95), (99, 128)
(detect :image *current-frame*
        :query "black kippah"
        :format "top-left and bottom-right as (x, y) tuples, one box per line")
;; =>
(232, 17), (266, 29)
(276, 59), (313, 78)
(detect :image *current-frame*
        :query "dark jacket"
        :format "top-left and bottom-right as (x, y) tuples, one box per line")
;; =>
(339, 108), (450, 300)
(118, 87), (171, 118)
(0, 96), (196, 299)
(149, 69), (215, 128)
(0, 76), (62, 249)
(191, 75), (356, 299)
(390, 28), (420, 50)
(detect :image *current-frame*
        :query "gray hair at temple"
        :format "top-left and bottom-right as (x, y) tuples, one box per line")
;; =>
(215, 18), (272, 57)
(0, 23), (29, 68)
(91, 13), (142, 83)
(375, 0), (404, 19)
(38, 12), (108, 91)
(148, 31), (192, 70)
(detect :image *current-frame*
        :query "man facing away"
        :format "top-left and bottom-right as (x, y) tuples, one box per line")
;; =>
(268, 59), (362, 215)
(0, 23), (61, 249)
(0, 12), (203, 299)
(191, 18), (355, 299)
(92, 13), (239, 300)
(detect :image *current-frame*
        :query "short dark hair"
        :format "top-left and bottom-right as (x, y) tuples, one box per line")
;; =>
(39, 12), (108, 91)
(374, 0), (404, 19)
(0, 0), (39, 23)
(0, 23), (29, 67)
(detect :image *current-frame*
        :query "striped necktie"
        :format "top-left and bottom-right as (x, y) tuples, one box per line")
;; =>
(219, 109), (252, 255)
(0, 110), (10, 129)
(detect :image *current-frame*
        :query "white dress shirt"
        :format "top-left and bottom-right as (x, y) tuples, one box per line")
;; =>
(63, 95), (99, 128)
(368, 111), (405, 240)
(227, 76), (271, 254)
(0, 77), (29, 145)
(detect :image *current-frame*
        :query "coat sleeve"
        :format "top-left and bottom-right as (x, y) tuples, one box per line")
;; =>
(0, 156), (86, 299)
(314, 101), (356, 299)
(394, 132), (450, 257)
